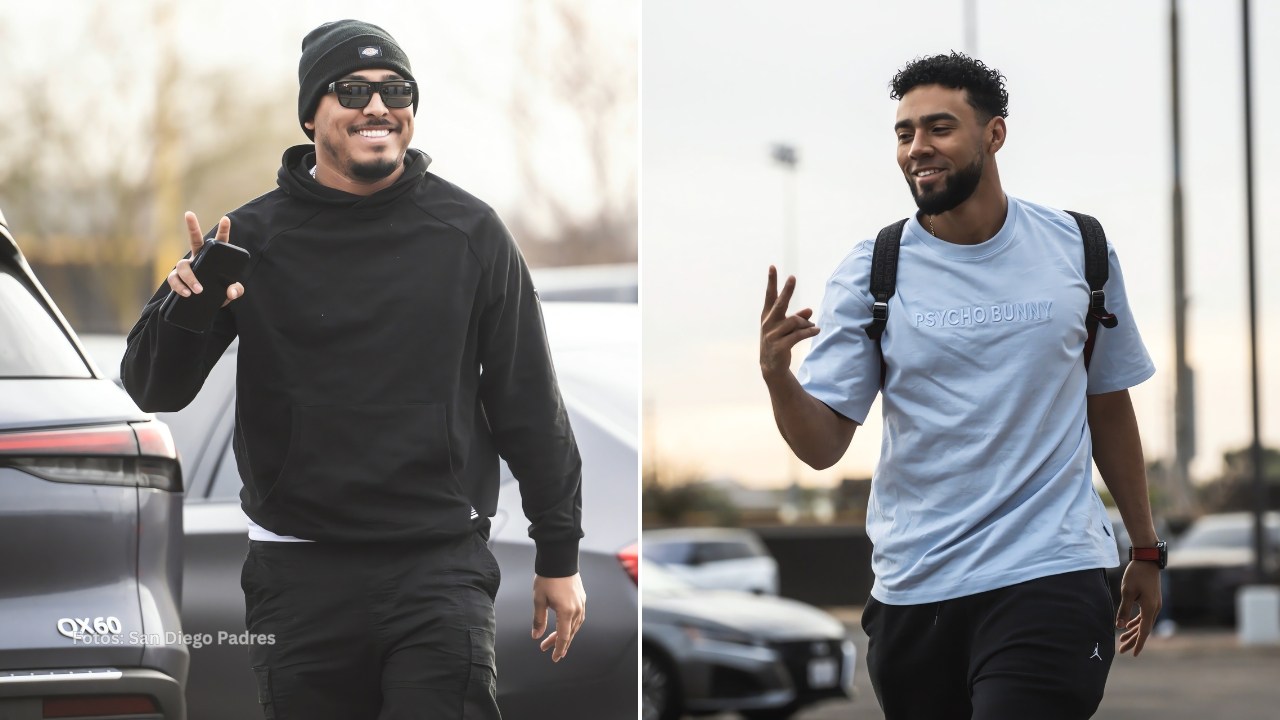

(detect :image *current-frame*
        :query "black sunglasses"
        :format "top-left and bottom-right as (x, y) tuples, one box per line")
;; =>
(326, 79), (417, 109)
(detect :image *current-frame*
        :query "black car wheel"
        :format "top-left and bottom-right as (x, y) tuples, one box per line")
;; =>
(642, 648), (680, 720)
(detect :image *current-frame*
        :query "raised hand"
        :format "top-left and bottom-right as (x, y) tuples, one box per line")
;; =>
(760, 266), (819, 380)
(167, 212), (244, 307)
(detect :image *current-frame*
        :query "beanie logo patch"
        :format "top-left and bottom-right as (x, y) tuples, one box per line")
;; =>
(358, 46), (383, 58)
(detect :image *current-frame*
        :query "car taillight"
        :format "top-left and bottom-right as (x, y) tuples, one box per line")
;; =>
(0, 421), (182, 491)
(43, 694), (159, 718)
(132, 419), (182, 490)
(133, 419), (177, 458)
(618, 541), (638, 584)
(0, 425), (138, 455)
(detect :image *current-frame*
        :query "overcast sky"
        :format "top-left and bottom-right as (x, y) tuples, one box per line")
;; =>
(1, 0), (636, 232)
(642, 0), (1279, 488)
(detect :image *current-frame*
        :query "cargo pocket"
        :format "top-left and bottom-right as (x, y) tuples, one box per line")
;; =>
(273, 403), (459, 528)
(252, 666), (275, 720)
(465, 627), (501, 719)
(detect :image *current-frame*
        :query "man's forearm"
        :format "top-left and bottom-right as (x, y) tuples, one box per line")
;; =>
(1089, 389), (1158, 546)
(121, 287), (234, 413)
(764, 369), (857, 470)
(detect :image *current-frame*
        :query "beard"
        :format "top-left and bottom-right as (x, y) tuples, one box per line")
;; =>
(349, 158), (400, 181)
(907, 153), (983, 215)
(317, 131), (402, 182)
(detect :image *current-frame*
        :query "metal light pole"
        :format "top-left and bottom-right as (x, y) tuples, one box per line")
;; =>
(1169, 0), (1197, 515)
(771, 143), (802, 499)
(1239, 0), (1267, 584)
(771, 144), (799, 278)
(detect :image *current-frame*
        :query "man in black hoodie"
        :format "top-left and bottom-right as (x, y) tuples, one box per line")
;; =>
(122, 19), (585, 720)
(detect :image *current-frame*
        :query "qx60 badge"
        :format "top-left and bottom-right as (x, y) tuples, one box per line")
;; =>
(55, 616), (276, 648)
(56, 616), (123, 640)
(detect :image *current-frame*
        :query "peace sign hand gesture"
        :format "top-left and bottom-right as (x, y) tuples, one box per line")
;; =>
(166, 211), (245, 306)
(759, 266), (818, 381)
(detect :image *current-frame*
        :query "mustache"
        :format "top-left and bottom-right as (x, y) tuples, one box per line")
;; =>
(349, 120), (398, 133)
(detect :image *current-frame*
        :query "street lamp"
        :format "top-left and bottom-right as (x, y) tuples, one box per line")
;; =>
(770, 143), (799, 280)
(770, 143), (804, 505)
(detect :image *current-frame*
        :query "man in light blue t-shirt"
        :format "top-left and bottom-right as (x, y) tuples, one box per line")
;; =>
(760, 52), (1163, 720)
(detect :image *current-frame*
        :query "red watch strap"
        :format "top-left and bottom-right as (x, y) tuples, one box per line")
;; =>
(1130, 547), (1161, 562)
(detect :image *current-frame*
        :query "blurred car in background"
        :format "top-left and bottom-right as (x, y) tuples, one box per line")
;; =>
(532, 263), (637, 303)
(644, 527), (779, 595)
(83, 301), (639, 720)
(1165, 511), (1280, 625)
(0, 209), (187, 718)
(642, 560), (854, 720)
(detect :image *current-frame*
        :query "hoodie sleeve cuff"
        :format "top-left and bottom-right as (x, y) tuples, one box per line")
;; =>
(533, 538), (581, 578)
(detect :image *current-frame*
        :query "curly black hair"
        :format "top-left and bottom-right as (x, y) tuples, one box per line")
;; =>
(889, 51), (1009, 120)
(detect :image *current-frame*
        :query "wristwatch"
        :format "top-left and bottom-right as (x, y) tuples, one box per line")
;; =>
(1128, 541), (1168, 569)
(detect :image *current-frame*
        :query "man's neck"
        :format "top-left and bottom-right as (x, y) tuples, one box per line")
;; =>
(924, 176), (1007, 245)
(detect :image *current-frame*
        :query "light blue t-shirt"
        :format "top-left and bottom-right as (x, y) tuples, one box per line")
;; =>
(798, 196), (1155, 605)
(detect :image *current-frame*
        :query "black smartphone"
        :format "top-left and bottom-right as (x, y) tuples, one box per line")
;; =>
(160, 241), (251, 333)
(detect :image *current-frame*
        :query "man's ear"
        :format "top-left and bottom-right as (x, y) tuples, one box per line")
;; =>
(305, 119), (316, 131)
(987, 116), (1006, 154)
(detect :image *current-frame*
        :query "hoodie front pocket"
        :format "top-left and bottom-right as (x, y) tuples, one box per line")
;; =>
(270, 403), (459, 527)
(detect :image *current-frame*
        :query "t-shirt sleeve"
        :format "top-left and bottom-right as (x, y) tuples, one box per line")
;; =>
(1085, 241), (1156, 395)
(797, 241), (882, 423)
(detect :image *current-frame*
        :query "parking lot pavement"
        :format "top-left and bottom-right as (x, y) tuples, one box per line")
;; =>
(1094, 627), (1280, 720)
(697, 607), (1280, 720)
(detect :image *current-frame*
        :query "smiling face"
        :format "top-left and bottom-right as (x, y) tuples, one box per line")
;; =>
(895, 84), (1003, 215)
(305, 68), (415, 194)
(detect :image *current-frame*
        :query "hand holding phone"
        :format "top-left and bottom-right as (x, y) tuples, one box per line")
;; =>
(160, 212), (249, 333)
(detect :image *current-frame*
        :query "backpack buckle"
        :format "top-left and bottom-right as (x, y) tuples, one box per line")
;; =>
(1089, 291), (1119, 328)
(865, 301), (890, 340)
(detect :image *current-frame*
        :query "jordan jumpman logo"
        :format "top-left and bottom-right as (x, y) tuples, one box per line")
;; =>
(1089, 642), (1102, 661)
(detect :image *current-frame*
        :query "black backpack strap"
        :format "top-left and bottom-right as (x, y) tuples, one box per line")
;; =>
(1066, 211), (1118, 371)
(864, 218), (908, 386)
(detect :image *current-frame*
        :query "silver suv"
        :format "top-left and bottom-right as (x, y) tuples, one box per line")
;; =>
(0, 209), (187, 719)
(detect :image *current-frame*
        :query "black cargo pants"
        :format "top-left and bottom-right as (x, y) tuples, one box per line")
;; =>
(241, 531), (503, 720)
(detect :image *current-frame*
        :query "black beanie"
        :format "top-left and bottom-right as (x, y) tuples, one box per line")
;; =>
(297, 20), (417, 139)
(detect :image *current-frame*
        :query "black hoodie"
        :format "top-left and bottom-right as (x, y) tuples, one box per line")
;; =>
(122, 146), (582, 577)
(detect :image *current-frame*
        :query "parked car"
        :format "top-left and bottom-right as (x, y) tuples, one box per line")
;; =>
(1165, 511), (1280, 625)
(644, 527), (779, 595)
(642, 560), (854, 720)
(0, 209), (188, 717)
(532, 263), (637, 303)
(83, 301), (638, 720)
